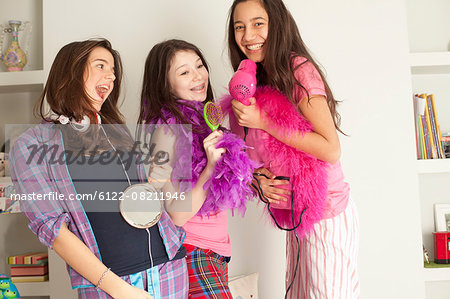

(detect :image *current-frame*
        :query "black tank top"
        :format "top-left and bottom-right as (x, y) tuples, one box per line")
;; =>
(67, 150), (185, 276)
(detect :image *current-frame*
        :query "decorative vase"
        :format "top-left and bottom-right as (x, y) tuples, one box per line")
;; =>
(1, 20), (27, 71)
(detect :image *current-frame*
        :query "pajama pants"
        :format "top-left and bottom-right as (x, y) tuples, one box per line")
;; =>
(184, 244), (232, 299)
(286, 199), (359, 299)
(77, 258), (188, 299)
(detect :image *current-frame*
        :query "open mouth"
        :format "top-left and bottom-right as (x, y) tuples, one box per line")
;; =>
(96, 85), (109, 99)
(191, 84), (205, 92)
(246, 43), (264, 51)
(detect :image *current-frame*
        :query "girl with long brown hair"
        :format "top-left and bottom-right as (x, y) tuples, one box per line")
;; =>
(10, 39), (188, 299)
(139, 39), (255, 299)
(227, 1), (359, 298)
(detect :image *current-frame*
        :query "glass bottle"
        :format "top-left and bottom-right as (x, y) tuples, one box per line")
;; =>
(2, 20), (27, 71)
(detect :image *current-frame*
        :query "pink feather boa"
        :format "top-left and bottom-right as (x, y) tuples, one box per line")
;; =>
(151, 100), (258, 217)
(221, 86), (328, 238)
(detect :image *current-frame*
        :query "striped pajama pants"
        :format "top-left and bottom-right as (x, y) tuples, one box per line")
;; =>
(286, 199), (359, 299)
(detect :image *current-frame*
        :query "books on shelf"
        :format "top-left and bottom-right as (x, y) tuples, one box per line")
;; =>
(443, 134), (450, 158)
(413, 93), (446, 160)
(10, 264), (48, 276)
(11, 274), (49, 283)
(7, 252), (49, 283)
(8, 252), (48, 265)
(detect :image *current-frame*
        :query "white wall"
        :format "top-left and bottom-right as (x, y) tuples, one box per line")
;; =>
(42, 0), (425, 298)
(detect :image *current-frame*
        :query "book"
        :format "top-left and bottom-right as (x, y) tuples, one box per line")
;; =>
(413, 93), (447, 160)
(10, 264), (48, 276)
(414, 95), (426, 159)
(413, 95), (421, 159)
(9, 260), (48, 267)
(10, 274), (49, 283)
(429, 94), (446, 159)
(421, 93), (438, 159)
(24, 252), (48, 265)
(8, 252), (48, 265)
(418, 115), (426, 159)
(416, 94), (431, 159)
(426, 95), (441, 158)
(421, 113), (431, 159)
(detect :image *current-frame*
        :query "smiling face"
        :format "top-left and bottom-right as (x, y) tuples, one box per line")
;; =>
(233, 0), (269, 63)
(168, 50), (209, 102)
(83, 47), (116, 112)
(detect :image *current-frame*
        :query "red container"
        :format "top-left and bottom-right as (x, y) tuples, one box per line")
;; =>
(433, 232), (450, 264)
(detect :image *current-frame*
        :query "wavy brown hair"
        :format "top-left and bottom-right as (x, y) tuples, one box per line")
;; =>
(227, 0), (343, 133)
(35, 38), (124, 124)
(138, 39), (214, 126)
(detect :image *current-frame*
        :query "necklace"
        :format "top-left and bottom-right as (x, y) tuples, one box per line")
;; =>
(100, 124), (131, 186)
(99, 124), (161, 268)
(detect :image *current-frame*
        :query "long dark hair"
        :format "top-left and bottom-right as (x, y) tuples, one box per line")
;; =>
(138, 39), (214, 126)
(35, 38), (124, 125)
(227, 0), (343, 133)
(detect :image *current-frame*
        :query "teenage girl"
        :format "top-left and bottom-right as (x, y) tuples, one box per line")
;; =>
(227, 1), (360, 298)
(10, 39), (188, 299)
(138, 39), (250, 299)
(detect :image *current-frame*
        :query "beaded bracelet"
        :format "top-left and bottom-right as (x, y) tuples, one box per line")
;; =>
(95, 267), (111, 290)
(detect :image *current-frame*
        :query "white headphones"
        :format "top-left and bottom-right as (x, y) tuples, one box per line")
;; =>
(52, 112), (101, 132)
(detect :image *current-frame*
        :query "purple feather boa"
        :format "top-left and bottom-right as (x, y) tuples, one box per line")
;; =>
(221, 86), (328, 238)
(152, 100), (258, 217)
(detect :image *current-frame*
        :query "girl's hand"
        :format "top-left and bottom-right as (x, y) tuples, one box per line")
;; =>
(148, 162), (173, 190)
(252, 167), (290, 205)
(203, 130), (226, 169)
(231, 97), (266, 130)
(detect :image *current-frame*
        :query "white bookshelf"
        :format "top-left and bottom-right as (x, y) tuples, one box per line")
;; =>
(0, 1), (52, 298)
(410, 52), (450, 67)
(410, 52), (450, 75)
(15, 281), (50, 296)
(407, 0), (450, 297)
(423, 268), (450, 282)
(0, 177), (12, 185)
(417, 159), (450, 174)
(0, 70), (45, 88)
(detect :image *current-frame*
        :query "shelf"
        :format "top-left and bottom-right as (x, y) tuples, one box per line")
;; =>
(0, 70), (45, 93)
(423, 267), (450, 282)
(0, 177), (12, 185)
(14, 281), (50, 296)
(0, 70), (44, 86)
(417, 159), (450, 174)
(410, 52), (450, 74)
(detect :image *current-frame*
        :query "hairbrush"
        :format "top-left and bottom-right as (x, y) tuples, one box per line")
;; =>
(203, 101), (224, 131)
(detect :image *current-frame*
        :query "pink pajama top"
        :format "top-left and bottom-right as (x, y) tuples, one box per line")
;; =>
(183, 211), (231, 256)
(231, 56), (350, 219)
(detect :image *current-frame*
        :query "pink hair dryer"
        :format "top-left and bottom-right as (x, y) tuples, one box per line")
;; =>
(228, 59), (257, 105)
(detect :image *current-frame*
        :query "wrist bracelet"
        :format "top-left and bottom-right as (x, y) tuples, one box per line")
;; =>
(95, 267), (111, 290)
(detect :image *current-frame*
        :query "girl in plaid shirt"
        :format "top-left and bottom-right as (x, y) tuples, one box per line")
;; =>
(10, 39), (188, 299)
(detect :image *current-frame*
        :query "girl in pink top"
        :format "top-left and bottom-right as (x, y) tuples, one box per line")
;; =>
(139, 39), (255, 299)
(227, 0), (359, 298)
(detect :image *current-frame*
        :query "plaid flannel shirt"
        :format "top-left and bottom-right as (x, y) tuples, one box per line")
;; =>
(9, 124), (186, 289)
